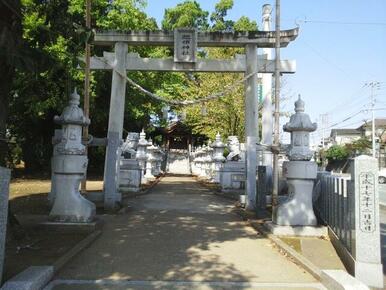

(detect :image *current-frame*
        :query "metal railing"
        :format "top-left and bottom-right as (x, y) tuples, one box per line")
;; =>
(314, 172), (354, 255)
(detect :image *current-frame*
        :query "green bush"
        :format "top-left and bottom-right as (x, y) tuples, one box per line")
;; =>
(325, 145), (349, 161)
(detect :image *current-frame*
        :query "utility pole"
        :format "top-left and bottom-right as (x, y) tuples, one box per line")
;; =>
(320, 113), (328, 169)
(81, 0), (91, 193)
(261, 4), (273, 174)
(365, 82), (380, 158)
(272, 0), (281, 211)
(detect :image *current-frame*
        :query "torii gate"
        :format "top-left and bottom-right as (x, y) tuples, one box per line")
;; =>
(87, 28), (298, 210)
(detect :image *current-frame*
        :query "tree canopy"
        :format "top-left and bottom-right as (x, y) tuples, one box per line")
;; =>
(2, 0), (260, 173)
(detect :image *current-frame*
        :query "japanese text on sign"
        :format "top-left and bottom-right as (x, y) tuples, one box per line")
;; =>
(359, 172), (375, 233)
(174, 29), (197, 63)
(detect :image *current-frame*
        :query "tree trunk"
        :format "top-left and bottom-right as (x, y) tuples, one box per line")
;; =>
(0, 69), (12, 167)
(0, 0), (22, 166)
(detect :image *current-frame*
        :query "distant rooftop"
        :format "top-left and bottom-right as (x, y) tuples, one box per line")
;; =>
(357, 118), (386, 129)
(330, 128), (361, 136)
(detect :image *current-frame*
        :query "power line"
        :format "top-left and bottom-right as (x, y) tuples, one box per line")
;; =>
(326, 110), (365, 130)
(334, 119), (366, 129)
(323, 84), (367, 114)
(297, 19), (386, 26)
(299, 39), (354, 81)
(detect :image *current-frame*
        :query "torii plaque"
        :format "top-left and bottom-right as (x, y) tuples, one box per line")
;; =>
(174, 28), (197, 63)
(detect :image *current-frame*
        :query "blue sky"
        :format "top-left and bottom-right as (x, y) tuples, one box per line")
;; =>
(144, 0), (386, 144)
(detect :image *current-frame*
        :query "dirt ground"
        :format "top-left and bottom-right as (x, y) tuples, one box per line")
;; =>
(5, 178), (103, 281)
(9, 179), (103, 215)
(5, 229), (87, 281)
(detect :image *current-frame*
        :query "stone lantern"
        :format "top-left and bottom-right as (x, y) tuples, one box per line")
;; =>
(199, 146), (209, 178)
(144, 141), (157, 181)
(226, 136), (241, 161)
(274, 96), (318, 226)
(49, 89), (96, 223)
(284, 96), (316, 161)
(205, 145), (214, 179)
(211, 133), (225, 183)
(153, 146), (164, 176)
(118, 132), (141, 192)
(136, 130), (148, 183)
(121, 132), (139, 159)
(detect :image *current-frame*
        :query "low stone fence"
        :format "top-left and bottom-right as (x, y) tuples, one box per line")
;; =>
(313, 155), (383, 288)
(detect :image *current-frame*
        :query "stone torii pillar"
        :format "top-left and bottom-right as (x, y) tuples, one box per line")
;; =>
(103, 42), (128, 210)
(245, 44), (259, 210)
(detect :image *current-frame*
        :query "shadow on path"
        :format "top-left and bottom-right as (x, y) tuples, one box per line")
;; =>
(54, 176), (315, 284)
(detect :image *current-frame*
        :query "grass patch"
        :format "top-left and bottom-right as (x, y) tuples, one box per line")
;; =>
(280, 237), (302, 253)
(10, 179), (104, 199)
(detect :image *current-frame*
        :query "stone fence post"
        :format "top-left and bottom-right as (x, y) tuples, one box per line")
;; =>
(0, 167), (10, 285)
(351, 155), (383, 288)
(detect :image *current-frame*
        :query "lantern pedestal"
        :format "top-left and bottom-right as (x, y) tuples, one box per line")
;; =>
(49, 154), (95, 223)
(273, 161), (317, 226)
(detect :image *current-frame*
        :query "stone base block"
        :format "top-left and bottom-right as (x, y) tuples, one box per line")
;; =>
(83, 191), (104, 202)
(1, 266), (53, 290)
(49, 174), (96, 223)
(273, 178), (317, 226)
(355, 261), (383, 289)
(321, 270), (369, 290)
(119, 186), (140, 193)
(265, 221), (327, 237)
(143, 175), (155, 182)
(39, 219), (102, 234)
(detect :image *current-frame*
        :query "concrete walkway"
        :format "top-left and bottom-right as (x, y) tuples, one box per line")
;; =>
(45, 176), (325, 290)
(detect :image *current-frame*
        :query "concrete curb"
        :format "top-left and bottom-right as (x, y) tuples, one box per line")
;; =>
(234, 209), (373, 290)
(264, 221), (328, 237)
(234, 208), (322, 280)
(193, 177), (241, 201)
(321, 270), (370, 290)
(1, 266), (53, 290)
(1, 230), (101, 290)
(53, 230), (102, 272)
(141, 174), (165, 195)
(252, 221), (323, 280)
(119, 175), (165, 213)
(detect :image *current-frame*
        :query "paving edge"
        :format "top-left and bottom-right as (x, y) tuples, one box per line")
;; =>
(52, 229), (102, 272)
(141, 174), (165, 195)
(1, 230), (101, 290)
(234, 209), (374, 290)
(1, 266), (54, 290)
(234, 209), (322, 280)
(119, 174), (165, 213)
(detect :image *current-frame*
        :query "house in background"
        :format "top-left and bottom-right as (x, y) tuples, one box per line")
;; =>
(359, 118), (386, 168)
(325, 118), (386, 168)
(329, 128), (362, 146)
(357, 118), (386, 143)
(328, 118), (386, 145)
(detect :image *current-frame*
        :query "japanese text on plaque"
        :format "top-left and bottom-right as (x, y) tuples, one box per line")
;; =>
(359, 172), (375, 233)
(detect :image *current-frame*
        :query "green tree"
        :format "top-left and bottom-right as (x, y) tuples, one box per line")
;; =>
(156, 0), (259, 141)
(8, 0), (160, 172)
(162, 0), (209, 30)
(210, 0), (234, 31)
(348, 137), (371, 155)
(0, 0), (23, 166)
(325, 145), (349, 161)
(234, 16), (258, 31)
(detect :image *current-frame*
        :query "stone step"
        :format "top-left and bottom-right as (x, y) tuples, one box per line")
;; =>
(44, 279), (326, 290)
